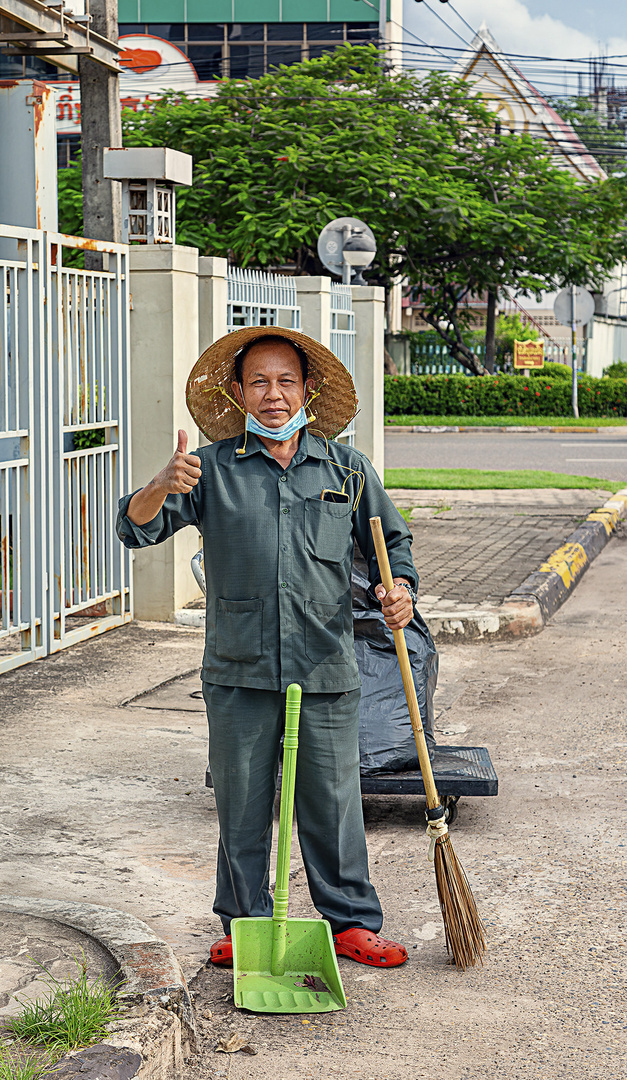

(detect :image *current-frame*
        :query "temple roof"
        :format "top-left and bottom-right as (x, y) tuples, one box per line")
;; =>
(452, 26), (606, 182)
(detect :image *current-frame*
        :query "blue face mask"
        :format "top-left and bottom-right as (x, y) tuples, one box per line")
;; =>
(245, 405), (309, 442)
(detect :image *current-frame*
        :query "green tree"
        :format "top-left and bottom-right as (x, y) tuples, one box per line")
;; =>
(495, 313), (538, 364)
(58, 46), (627, 375)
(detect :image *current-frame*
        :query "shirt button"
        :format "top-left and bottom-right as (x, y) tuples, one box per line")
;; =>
(280, 581), (288, 589)
(280, 476), (287, 482)
(282, 507), (290, 514)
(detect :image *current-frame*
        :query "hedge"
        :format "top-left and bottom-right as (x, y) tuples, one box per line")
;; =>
(384, 374), (627, 418)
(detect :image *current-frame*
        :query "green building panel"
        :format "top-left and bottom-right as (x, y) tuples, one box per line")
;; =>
(120, 0), (387, 23)
(187, 0), (232, 19)
(281, 0), (327, 18)
(139, 0), (185, 21)
(118, 0), (140, 22)
(233, 0), (280, 19)
(330, 0), (386, 18)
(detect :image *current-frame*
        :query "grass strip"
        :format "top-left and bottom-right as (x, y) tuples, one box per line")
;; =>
(385, 468), (624, 492)
(385, 415), (627, 428)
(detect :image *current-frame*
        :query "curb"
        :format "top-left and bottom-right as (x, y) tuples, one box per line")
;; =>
(506, 489), (627, 623)
(384, 424), (621, 433)
(420, 489), (627, 641)
(0, 897), (197, 1079)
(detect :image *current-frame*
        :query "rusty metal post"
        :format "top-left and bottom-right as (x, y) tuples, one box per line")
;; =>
(79, 0), (121, 269)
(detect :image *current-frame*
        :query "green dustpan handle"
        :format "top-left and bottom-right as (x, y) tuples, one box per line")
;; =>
(271, 682), (301, 976)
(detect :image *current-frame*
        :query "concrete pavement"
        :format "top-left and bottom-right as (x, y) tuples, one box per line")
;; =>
(2, 528), (623, 1077)
(0, 488), (626, 1077)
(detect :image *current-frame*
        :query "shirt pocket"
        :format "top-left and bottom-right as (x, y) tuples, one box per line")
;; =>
(304, 497), (353, 564)
(215, 598), (263, 662)
(304, 600), (345, 664)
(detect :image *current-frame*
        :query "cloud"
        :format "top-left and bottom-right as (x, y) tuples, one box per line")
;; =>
(404, 0), (627, 61)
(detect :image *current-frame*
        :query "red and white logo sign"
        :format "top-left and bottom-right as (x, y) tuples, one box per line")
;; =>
(54, 35), (220, 135)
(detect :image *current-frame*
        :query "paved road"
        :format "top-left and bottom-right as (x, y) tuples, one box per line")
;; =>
(385, 428), (627, 481)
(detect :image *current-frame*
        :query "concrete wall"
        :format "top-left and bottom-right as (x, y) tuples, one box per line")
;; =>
(129, 245), (204, 620)
(586, 316), (627, 377)
(351, 285), (385, 478)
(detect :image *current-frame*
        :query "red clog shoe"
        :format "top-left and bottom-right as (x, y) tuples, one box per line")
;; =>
(333, 928), (408, 967)
(209, 934), (233, 967)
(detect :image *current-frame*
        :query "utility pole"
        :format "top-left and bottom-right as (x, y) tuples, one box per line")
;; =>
(378, 0), (386, 49)
(571, 284), (579, 419)
(484, 119), (500, 374)
(79, 0), (122, 269)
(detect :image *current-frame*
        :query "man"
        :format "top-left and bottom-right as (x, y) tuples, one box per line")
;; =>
(117, 327), (419, 968)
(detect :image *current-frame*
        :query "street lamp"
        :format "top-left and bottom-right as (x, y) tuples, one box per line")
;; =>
(342, 228), (377, 285)
(103, 147), (192, 245)
(317, 217), (378, 286)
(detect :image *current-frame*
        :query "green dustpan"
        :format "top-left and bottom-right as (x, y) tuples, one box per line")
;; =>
(231, 684), (347, 1014)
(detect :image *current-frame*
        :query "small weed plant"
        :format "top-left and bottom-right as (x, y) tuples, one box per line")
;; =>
(0, 1040), (54, 1080)
(8, 954), (121, 1056)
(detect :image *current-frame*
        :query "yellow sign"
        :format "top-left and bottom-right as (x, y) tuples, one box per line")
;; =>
(514, 340), (544, 369)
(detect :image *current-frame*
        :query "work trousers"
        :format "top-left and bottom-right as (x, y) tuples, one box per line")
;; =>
(202, 683), (383, 936)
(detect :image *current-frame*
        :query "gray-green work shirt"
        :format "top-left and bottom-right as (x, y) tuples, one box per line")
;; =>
(117, 430), (417, 693)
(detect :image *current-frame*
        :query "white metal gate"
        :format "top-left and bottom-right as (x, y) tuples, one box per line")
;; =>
(0, 226), (132, 673)
(0, 226), (46, 671)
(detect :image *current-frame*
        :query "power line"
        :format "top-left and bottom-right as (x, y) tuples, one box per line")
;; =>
(412, 1), (471, 48)
(446, 2), (478, 40)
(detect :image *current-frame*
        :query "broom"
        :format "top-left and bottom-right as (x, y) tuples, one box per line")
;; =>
(369, 516), (486, 971)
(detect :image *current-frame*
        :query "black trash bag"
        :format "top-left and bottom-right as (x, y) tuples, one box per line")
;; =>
(352, 558), (438, 774)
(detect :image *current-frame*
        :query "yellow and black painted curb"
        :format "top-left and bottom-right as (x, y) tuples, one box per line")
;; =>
(506, 488), (627, 624)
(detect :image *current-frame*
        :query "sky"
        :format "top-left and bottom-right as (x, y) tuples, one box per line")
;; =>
(402, 0), (627, 97)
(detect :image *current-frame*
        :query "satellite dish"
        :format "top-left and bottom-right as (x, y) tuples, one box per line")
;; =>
(317, 217), (376, 279)
(553, 287), (595, 327)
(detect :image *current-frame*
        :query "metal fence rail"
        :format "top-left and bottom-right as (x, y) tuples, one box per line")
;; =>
(0, 226), (132, 674)
(330, 283), (355, 445)
(0, 226), (46, 671)
(227, 267), (301, 331)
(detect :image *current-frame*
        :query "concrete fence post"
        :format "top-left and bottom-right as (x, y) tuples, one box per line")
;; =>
(128, 245), (203, 620)
(198, 256), (229, 351)
(350, 285), (385, 479)
(295, 276), (331, 347)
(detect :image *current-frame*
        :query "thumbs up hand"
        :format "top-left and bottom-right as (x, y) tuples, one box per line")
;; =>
(155, 428), (202, 495)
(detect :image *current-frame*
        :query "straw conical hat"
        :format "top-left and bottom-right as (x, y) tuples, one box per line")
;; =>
(186, 325), (358, 442)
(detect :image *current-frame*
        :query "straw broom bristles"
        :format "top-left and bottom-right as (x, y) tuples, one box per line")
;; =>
(433, 832), (486, 971)
(370, 517), (486, 972)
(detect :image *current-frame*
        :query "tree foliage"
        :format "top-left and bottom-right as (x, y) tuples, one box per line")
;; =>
(59, 45), (627, 375)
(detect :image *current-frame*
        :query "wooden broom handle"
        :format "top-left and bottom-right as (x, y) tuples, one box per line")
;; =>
(370, 517), (441, 811)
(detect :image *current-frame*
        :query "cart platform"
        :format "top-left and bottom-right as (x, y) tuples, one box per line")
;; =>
(205, 746), (497, 800)
(359, 745), (497, 798)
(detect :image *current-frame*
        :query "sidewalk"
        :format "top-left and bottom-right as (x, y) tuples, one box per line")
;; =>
(388, 487), (626, 639)
(0, 487), (625, 1077)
